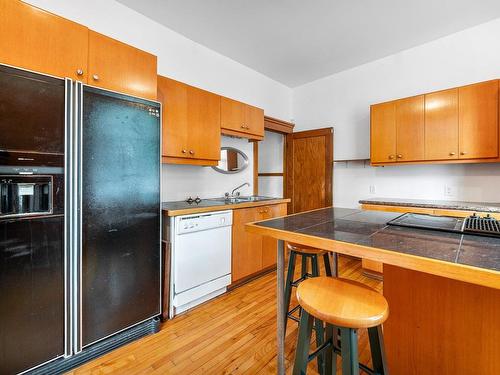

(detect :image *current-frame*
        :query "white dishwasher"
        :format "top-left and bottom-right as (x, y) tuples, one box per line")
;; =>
(170, 210), (232, 316)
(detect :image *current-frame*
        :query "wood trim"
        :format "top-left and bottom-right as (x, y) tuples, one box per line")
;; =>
(372, 155), (500, 167)
(245, 222), (500, 290)
(253, 141), (259, 195)
(221, 128), (264, 141)
(227, 264), (276, 290)
(258, 172), (284, 177)
(264, 116), (295, 134)
(360, 203), (500, 219)
(161, 156), (218, 166)
(162, 198), (291, 217)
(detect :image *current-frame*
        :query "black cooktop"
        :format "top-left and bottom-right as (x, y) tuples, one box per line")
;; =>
(387, 213), (500, 238)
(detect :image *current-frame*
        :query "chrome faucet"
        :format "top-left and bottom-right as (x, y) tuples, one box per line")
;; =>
(226, 182), (250, 198)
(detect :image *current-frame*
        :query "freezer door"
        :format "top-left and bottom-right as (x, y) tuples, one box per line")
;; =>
(79, 86), (161, 348)
(0, 216), (65, 374)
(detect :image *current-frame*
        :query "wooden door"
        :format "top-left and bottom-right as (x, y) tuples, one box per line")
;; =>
(396, 95), (425, 162)
(221, 97), (246, 132)
(370, 102), (396, 163)
(88, 31), (157, 100)
(261, 203), (287, 268)
(186, 85), (221, 161)
(245, 105), (265, 137)
(158, 76), (188, 159)
(458, 80), (499, 159)
(285, 128), (333, 214)
(425, 88), (459, 160)
(232, 207), (262, 282)
(0, 0), (88, 81)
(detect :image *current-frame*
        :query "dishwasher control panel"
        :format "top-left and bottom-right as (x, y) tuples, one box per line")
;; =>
(175, 210), (233, 235)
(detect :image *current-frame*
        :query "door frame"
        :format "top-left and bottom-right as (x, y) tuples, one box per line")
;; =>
(285, 127), (333, 214)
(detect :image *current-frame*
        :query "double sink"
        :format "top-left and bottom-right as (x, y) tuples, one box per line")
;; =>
(210, 196), (275, 204)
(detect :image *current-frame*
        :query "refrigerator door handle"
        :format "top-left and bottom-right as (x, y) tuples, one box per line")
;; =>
(71, 81), (83, 354)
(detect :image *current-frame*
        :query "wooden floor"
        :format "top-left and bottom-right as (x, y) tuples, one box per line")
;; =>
(68, 256), (382, 374)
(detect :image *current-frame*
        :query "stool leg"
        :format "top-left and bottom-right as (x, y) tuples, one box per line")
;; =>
(368, 326), (389, 375)
(325, 324), (337, 375)
(301, 254), (308, 277)
(293, 310), (314, 375)
(331, 252), (339, 277)
(311, 255), (325, 373)
(284, 251), (297, 333)
(340, 328), (360, 375)
(323, 253), (333, 277)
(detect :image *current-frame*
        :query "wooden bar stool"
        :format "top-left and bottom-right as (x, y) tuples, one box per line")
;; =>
(293, 277), (389, 375)
(285, 243), (338, 374)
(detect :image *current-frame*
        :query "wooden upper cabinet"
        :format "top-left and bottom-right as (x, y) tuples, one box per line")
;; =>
(370, 102), (396, 163)
(425, 88), (459, 160)
(158, 76), (221, 165)
(458, 80), (499, 159)
(88, 31), (157, 100)
(396, 95), (425, 162)
(221, 97), (264, 139)
(0, 0), (88, 81)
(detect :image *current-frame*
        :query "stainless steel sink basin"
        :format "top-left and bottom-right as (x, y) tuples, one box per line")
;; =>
(210, 196), (275, 204)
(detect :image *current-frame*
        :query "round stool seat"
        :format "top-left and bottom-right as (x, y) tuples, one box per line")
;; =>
(287, 242), (327, 255)
(296, 277), (389, 329)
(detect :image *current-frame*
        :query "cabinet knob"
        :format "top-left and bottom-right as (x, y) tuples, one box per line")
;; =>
(240, 124), (249, 129)
(76, 69), (84, 76)
(189, 150), (195, 155)
(388, 155), (395, 160)
(397, 154), (403, 159)
(461, 151), (467, 155)
(92, 74), (99, 81)
(181, 149), (187, 154)
(449, 152), (456, 156)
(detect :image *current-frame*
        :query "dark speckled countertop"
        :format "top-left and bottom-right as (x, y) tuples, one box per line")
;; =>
(255, 207), (500, 272)
(359, 197), (500, 213)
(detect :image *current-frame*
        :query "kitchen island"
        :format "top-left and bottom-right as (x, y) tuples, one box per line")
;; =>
(246, 207), (500, 375)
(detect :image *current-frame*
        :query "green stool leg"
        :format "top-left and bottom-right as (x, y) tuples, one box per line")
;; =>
(293, 310), (314, 375)
(284, 251), (297, 333)
(301, 254), (308, 276)
(323, 253), (333, 277)
(311, 256), (325, 374)
(368, 325), (389, 375)
(325, 324), (337, 375)
(340, 328), (360, 375)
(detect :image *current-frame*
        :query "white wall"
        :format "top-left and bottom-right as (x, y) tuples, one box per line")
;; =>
(258, 131), (284, 197)
(293, 17), (500, 208)
(26, 0), (292, 201)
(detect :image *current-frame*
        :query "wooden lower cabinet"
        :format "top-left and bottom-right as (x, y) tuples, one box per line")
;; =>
(232, 203), (287, 283)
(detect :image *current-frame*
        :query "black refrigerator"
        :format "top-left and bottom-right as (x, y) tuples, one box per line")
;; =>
(0, 64), (161, 375)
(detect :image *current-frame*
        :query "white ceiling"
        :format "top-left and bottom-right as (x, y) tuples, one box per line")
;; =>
(117, 0), (500, 87)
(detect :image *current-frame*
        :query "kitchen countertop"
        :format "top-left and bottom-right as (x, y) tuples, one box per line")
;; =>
(162, 197), (290, 216)
(359, 197), (500, 213)
(247, 207), (500, 289)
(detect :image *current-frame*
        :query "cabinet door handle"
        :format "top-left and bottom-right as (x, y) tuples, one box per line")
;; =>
(189, 150), (195, 155)
(76, 69), (84, 76)
(181, 149), (187, 154)
(461, 151), (467, 155)
(397, 154), (403, 159)
(92, 74), (99, 81)
(388, 155), (395, 160)
(449, 152), (456, 156)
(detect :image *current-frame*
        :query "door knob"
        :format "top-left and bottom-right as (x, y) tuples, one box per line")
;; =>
(76, 69), (84, 76)
(92, 74), (99, 81)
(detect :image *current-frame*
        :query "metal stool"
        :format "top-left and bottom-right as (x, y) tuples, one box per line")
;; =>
(293, 277), (389, 375)
(284, 243), (338, 373)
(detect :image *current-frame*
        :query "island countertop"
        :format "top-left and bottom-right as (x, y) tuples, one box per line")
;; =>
(246, 207), (500, 289)
(359, 197), (500, 213)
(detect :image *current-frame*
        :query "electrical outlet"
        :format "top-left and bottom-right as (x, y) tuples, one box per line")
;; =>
(369, 185), (376, 194)
(444, 185), (457, 198)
